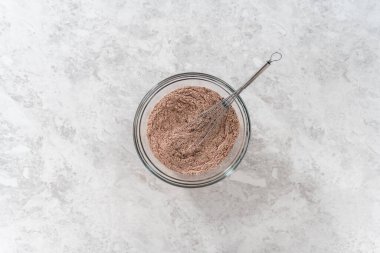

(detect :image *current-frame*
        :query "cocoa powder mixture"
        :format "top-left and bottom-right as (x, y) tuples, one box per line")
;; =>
(147, 86), (239, 175)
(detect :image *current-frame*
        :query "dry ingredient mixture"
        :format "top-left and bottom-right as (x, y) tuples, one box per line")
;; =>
(147, 86), (239, 175)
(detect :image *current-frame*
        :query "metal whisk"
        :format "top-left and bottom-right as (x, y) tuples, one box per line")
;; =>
(178, 52), (282, 154)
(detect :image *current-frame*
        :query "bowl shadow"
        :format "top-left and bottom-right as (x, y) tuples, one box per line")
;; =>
(183, 137), (309, 243)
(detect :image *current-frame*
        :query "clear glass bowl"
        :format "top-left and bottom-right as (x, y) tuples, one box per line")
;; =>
(133, 72), (251, 188)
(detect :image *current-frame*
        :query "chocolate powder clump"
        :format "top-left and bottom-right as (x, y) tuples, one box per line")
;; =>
(147, 86), (239, 175)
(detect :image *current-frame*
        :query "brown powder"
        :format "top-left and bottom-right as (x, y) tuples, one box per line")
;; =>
(147, 86), (239, 175)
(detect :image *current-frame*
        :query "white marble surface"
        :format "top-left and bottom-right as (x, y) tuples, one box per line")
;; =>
(1, 0), (380, 252)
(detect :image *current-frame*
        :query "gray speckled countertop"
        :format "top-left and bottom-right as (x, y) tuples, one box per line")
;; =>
(1, 0), (380, 252)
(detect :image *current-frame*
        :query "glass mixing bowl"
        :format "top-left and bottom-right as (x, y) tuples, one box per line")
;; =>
(133, 72), (251, 188)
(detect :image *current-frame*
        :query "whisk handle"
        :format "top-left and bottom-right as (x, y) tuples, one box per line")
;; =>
(236, 61), (270, 95)
(235, 52), (282, 95)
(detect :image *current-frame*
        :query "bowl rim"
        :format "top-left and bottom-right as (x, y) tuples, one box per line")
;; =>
(133, 72), (251, 188)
